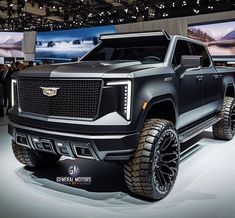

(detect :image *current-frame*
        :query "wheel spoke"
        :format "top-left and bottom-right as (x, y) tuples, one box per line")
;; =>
(157, 168), (167, 187)
(162, 156), (178, 164)
(161, 135), (175, 151)
(160, 137), (171, 151)
(155, 168), (165, 187)
(171, 143), (178, 148)
(161, 163), (176, 177)
(161, 152), (178, 163)
(161, 169), (174, 177)
(161, 152), (177, 158)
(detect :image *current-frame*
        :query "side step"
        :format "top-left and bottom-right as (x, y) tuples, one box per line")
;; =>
(179, 116), (221, 143)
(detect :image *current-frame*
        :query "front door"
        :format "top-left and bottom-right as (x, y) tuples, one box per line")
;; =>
(172, 40), (204, 129)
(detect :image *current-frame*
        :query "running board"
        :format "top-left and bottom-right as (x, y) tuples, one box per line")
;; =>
(179, 116), (221, 143)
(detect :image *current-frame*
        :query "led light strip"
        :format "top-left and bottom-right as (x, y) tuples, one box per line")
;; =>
(107, 80), (132, 120)
(11, 79), (17, 107)
(100, 31), (164, 40)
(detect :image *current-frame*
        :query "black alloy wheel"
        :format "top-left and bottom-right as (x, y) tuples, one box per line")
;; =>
(153, 129), (179, 195)
(213, 97), (235, 140)
(124, 119), (180, 200)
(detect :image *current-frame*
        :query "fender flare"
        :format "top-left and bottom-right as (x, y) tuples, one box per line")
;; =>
(137, 94), (178, 131)
(223, 83), (235, 99)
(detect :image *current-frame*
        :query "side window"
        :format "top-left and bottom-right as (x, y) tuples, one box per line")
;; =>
(172, 40), (191, 68)
(189, 42), (211, 67)
(88, 47), (114, 61)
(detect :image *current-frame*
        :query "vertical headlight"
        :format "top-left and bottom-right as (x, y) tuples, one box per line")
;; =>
(11, 79), (17, 107)
(106, 80), (132, 120)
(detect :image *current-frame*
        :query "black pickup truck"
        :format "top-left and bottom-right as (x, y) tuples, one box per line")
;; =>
(8, 30), (235, 200)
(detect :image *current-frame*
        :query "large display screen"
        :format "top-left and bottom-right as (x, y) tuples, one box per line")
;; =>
(35, 25), (116, 61)
(188, 20), (235, 57)
(0, 32), (24, 57)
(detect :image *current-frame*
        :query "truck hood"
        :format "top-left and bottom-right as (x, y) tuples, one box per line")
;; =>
(18, 61), (159, 78)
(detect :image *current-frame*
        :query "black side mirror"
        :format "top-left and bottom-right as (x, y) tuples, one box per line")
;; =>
(175, 55), (202, 78)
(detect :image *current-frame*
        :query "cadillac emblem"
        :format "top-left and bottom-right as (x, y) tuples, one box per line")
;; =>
(40, 87), (60, 97)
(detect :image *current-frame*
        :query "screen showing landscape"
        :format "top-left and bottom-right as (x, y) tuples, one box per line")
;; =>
(0, 32), (23, 57)
(35, 25), (116, 61)
(188, 20), (235, 57)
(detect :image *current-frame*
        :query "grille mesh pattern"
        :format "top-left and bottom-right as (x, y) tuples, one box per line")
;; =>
(18, 79), (101, 119)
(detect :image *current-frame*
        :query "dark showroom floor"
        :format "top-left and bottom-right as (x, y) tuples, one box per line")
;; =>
(1, 115), (235, 218)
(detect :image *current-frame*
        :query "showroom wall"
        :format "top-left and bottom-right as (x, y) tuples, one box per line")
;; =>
(115, 10), (235, 36)
(22, 10), (235, 61)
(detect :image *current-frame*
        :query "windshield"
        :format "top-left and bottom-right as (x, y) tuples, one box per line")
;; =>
(82, 38), (169, 63)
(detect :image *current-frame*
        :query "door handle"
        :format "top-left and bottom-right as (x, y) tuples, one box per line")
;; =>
(196, 75), (203, 81)
(213, 74), (219, 79)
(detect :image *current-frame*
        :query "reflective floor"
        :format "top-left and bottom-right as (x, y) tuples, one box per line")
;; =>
(0, 116), (235, 218)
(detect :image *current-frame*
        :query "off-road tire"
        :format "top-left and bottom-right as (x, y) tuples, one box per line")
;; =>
(124, 119), (180, 200)
(12, 141), (61, 169)
(213, 97), (235, 140)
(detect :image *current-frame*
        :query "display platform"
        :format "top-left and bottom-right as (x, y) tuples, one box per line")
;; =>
(0, 116), (235, 218)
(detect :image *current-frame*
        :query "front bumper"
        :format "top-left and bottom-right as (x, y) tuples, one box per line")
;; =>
(9, 121), (139, 161)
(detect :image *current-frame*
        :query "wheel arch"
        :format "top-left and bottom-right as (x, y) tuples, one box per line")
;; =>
(224, 83), (235, 98)
(138, 95), (177, 130)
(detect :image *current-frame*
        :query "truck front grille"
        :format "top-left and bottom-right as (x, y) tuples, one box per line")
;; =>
(18, 79), (102, 119)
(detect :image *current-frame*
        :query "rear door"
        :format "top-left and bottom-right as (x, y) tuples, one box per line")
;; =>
(189, 42), (220, 116)
(173, 40), (204, 129)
